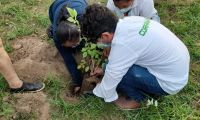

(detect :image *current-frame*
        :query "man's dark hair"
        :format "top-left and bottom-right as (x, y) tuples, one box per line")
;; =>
(81, 4), (119, 42)
(56, 21), (80, 44)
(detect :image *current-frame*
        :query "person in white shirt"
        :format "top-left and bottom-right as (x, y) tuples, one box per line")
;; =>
(81, 4), (190, 110)
(107, 0), (160, 22)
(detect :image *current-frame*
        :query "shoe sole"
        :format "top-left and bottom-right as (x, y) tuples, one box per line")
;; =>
(29, 83), (45, 93)
(117, 106), (141, 111)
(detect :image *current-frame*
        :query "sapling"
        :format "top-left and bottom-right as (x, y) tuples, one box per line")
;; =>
(78, 39), (107, 93)
(66, 7), (106, 93)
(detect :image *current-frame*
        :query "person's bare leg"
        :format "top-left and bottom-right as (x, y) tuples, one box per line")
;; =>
(0, 38), (23, 88)
(114, 96), (141, 110)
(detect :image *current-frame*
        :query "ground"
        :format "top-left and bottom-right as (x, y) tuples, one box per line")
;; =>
(0, 0), (200, 120)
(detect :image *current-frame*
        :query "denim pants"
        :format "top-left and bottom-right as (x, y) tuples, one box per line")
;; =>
(117, 65), (168, 102)
(53, 39), (83, 86)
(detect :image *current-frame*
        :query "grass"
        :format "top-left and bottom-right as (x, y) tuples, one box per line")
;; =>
(0, 0), (200, 119)
(0, 0), (51, 52)
(0, 76), (14, 119)
(156, 0), (200, 60)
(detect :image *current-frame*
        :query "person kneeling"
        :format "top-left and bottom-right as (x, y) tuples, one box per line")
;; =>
(81, 4), (190, 110)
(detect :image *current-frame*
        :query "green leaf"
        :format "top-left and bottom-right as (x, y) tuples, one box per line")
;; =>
(95, 54), (99, 59)
(91, 44), (96, 49)
(66, 7), (79, 27)
(67, 17), (76, 23)
(82, 64), (85, 69)
(66, 7), (77, 18)
(77, 65), (82, 69)
(85, 66), (90, 72)
(91, 52), (95, 58)
(87, 50), (91, 56)
(81, 59), (86, 63)
(83, 52), (87, 58)
(81, 48), (87, 52)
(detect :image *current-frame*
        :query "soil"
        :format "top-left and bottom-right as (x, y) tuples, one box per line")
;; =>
(4, 36), (97, 120)
(81, 76), (100, 94)
(10, 36), (70, 83)
(6, 36), (71, 120)
(6, 92), (49, 120)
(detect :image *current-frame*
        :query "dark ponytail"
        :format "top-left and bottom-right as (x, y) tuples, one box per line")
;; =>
(56, 21), (80, 44)
(56, 5), (80, 44)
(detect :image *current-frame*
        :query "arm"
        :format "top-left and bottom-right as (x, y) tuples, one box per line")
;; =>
(93, 43), (138, 102)
(54, 41), (83, 86)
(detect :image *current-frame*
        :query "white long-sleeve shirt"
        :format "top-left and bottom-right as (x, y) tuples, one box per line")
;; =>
(93, 16), (190, 102)
(107, 0), (160, 22)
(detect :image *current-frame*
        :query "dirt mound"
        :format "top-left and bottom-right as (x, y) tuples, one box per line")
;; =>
(6, 36), (99, 119)
(10, 36), (70, 83)
(7, 36), (73, 120)
(6, 92), (50, 120)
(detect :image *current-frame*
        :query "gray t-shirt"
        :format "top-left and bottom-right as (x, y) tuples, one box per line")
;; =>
(107, 0), (160, 22)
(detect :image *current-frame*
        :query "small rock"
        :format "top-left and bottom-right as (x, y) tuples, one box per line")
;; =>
(13, 44), (23, 50)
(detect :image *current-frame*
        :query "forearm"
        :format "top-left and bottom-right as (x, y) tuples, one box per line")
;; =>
(54, 42), (83, 86)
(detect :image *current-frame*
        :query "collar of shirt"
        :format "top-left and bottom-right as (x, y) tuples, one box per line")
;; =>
(114, 0), (138, 11)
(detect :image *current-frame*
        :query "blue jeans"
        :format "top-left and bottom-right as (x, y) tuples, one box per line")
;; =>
(117, 65), (168, 102)
(53, 39), (83, 86)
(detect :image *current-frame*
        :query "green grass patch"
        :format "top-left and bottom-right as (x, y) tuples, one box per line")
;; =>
(157, 0), (200, 61)
(0, 75), (8, 91)
(0, 76), (14, 119)
(0, 0), (51, 43)
(0, 0), (200, 119)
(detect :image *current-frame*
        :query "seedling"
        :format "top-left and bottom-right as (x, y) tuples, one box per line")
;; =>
(66, 7), (80, 30)
(65, 7), (106, 92)
(78, 41), (104, 74)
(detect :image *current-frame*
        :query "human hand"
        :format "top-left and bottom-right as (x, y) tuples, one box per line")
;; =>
(103, 47), (111, 57)
(90, 67), (103, 77)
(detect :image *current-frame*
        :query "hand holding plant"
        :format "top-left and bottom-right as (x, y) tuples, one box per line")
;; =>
(90, 67), (103, 77)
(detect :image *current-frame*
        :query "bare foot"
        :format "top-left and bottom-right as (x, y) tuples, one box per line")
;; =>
(114, 96), (140, 110)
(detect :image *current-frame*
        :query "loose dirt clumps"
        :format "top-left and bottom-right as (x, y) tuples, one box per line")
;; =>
(5, 36), (99, 119)
(7, 36), (72, 120)
(7, 92), (50, 120)
(10, 36), (70, 82)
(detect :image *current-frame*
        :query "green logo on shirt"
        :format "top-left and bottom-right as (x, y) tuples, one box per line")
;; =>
(139, 19), (150, 36)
